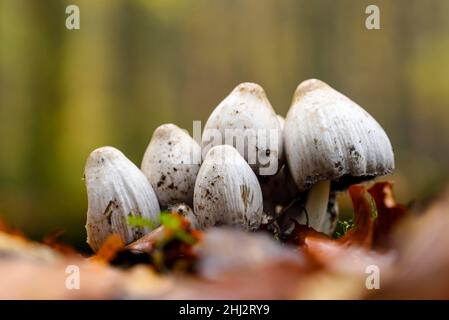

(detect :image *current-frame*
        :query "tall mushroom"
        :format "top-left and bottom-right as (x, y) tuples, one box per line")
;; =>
(85, 146), (161, 251)
(193, 145), (264, 230)
(202, 82), (283, 176)
(284, 79), (394, 233)
(141, 124), (201, 208)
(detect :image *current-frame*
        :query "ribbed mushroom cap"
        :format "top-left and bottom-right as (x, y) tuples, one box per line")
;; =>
(141, 124), (201, 208)
(193, 145), (263, 230)
(85, 146), (161, 252)
(202, 82), (283, 176)
(284, 79), (394, 191)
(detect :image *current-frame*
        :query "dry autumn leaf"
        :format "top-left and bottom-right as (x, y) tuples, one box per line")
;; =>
(91, 234), (125, 264)
(1, 182), (449, 299)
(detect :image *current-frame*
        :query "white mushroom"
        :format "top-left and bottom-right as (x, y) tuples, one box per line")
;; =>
(202, 82), (283, 176)
(141, 124), (201, 208)
(193, 145), (263, 230)
(284, 79), (394, 233)
(85, 146), (161, 252)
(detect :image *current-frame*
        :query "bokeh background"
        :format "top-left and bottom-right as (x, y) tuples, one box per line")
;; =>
(1, 0), (449, 248)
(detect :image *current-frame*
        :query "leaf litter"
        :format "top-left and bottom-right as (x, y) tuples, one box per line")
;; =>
(1, 181), (449, 299)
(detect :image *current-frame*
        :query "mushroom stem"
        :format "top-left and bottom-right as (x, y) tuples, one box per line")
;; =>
(305, 180), (331, 232)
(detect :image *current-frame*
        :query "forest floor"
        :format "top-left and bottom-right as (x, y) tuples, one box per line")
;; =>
(1, 182), (449, 299)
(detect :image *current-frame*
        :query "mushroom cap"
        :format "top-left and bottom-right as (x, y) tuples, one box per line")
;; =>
(284, 79), (394, 191)
(85, 146), (161, 251)
(193, 145), (263, 230)
(202, 82), (283, 176)
(141, 124), (201, 208)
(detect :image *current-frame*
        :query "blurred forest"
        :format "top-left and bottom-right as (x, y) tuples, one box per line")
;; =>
(1, 0), (449, 248)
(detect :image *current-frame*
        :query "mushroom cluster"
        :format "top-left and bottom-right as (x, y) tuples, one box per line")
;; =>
(85, 79), (394, 251)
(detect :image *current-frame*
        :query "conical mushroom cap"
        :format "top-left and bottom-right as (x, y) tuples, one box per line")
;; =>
(85, 146), (161, 252)
(202, 82), (283, 176)
(141, 124), (201, 208)
(193, 145), (263, 230)
(284, 79), (394, 191)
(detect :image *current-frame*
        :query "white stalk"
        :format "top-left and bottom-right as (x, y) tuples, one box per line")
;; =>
(305, 180), (331, 232)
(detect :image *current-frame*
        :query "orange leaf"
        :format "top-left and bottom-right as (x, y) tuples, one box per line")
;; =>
(91, 234), (124, 263)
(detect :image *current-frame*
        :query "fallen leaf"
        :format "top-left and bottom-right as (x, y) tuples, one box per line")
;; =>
(369, 185), (449, 299)
(0, 218), (24, 237)
(195, 227), (306, 279)
(339, 184), (375, 247)
(368, 182), (407, 248)
(42, 229), (80, 256)
(91, 234), (124, 263)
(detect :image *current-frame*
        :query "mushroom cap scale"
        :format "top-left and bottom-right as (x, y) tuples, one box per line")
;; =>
(284, 79), (394, 191)
(85, 146), (161, 252)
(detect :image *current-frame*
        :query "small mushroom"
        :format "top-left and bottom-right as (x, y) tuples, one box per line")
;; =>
(141, 124), (201, 208)
(193, 145), (264, 230)
(85, 146), (161, 252)
(202, 82), (283, 176)
(284, 79), (394, 233)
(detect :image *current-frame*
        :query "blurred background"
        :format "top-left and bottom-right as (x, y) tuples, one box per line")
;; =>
(1, 0), (449, 249)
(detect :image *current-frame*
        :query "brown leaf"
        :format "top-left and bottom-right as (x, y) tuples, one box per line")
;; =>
(368, 182), (407, 248)
(0, 217), (24, 238)
(125, 225), (167, 254)
(195, 227), (306, 279)
(288, 183), (405, 273)
(369, 185), (449, 299)
(288, 185), (376, 261)
(339, 184), (375, 247)
(42, 230), (80, 256)
(124, 214), (202, 271)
